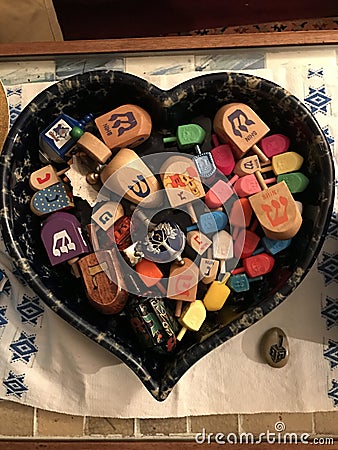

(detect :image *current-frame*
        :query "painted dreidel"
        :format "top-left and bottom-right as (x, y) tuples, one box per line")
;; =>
(41, 211), (89, 266)
(248, 171), (303, 239)
(211, 134), (235, 176)
(160, 154), (205, 223)
(229, 197), (253, 237)
(186, 211), (228, 235)
(213, 103), (270, 162)
(203, 272), (231, 312)
(135, 258), (166, 296)
(277, 172), (309, 194)
(30, 182), (74, 216)
(204, 176), (238, 209)
(100, 148), (163, 208)
(232, 252), (275, 278)
(176, 300), (207, 341)
(91, 201), (124, 232)
(70, 126), (112, 164)
(125, 295), (178, 354)
(95, 104), (152, 151)
(39, 113), (93, 163)
(260, 152), (304, 175)
(233, 173), (276, 197)
(259, 134), (290, 159)
(29, 165), (69, 191)
(262, 236), (292, 255)
(233, 217), (260, 260)
(227, 273), (263, 293)
(234, 154), (261, 177)
(199, 248), (219, 285)
(212, 230), (233, 277)
(142, 221), (186, 266)
(77, 249), (128, 315)
(186, 230), (212, 255)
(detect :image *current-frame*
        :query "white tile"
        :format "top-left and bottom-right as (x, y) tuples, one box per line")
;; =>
(125, 55), (194, 78)
(0, 61), (55, 85)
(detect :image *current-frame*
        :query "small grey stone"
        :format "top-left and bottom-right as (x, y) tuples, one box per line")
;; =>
(260, 327), (289, 368)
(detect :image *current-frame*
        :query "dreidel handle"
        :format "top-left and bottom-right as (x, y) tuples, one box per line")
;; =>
(251, 144), (270, 164)
(186, 203), (198, 224)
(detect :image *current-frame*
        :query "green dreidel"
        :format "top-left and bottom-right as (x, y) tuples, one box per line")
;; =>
(276, 172), (309, 193)
(163, 124), (216, 178)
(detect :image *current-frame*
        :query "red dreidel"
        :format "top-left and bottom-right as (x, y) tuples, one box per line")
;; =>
(259, 133), (290, 159)
(229, 197), (253, 239)
(203, 272), (231, 312)
(135, 258), (166, 296)
(29, 165), (69, 191)
(232, 252), (275, 278)
(227, 273), (263, 293)
(176, 300), (207, 341)
(249, 171), (303, 239)
(211, 134), (235, 176)
(95, 104), (152, 151)
(204, 176), (238, 209)
(213, 103), (270, 162)
(233, 173), (276, 197)
(160, 154), (205, 224)
(233, 217), (260, 259)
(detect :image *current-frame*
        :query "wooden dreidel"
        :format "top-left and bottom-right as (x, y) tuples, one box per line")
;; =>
(234, 154), (261, 177)
(249, 171), (303, 239)
(29, 165), (69, 191)
(167, 257), (199, 303)
(111, 215), (132, 250)
(160, 154), (205, 223)
(78, 250), (128, 315)
(212, 230), (233, 276)
(95, 104), (152, 151)
(163, 123), (216, 178)
(211, 134), (235, 176)
(232, 252), (275, 278)
(39, 113), (93, 163)
(142, 221), (186, 265)
(233, 173), (276, 197)
(187, 230), (212, 255)
(262, 236), (292, 255)
(259, 133), (290, 158)
(203, 272), (231, 312)
(199, 256), (219, 284)
(30, 182), (74, 216)
(69, 126), (112, 164)
(204, 176), (238, 209)
(100, 148), (163, 208)
(135, 258), (166, 296)
(213, 103), (270, 163)
(41, 211), (89, 266)
(260, 152), (304, 175)
(186, 211), (228, 235)
(91, 201), (124, 232)
(227, 273), (263, 293)
(176, 300), (207, 341)
(277, 172), (309, 194)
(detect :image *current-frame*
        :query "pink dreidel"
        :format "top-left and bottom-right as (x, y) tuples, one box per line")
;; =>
(233, 173), (276, 197)
(41, 211), (89, 266)
(259, 134), (290, 159)
(211, 134), (235, 176)
(204, 176), (238, 208)
(229, 198), (253, 240)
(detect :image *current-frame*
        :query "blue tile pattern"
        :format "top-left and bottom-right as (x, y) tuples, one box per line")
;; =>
(324, 339), (338, 369)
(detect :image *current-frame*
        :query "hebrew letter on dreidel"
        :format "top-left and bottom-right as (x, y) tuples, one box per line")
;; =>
(261, 197), (288, 227)
(52, 230), (76, 257)
(128, 175), (151, 198)
(109, 112), (137, 136)
(227, 109), (255, 138)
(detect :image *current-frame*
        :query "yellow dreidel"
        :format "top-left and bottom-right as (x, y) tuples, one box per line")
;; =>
(203, 273), (231, 312)
(248, 171), (302, 239)
(160, 155), (205, 224)
(213, 103), (270, 162)
(100, 148), (163, 208)
(260, 151), (304, 175)
(176, 300), (207, 341)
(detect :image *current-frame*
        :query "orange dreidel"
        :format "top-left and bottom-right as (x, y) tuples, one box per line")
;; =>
(232, 252), (275, 278)
(135, 258), (166, 296)
(160, 155), (205, 224)
(29, 165), (69, 191)
(229, 197), (253, 239)
(203, 272), (231, 312)
(259, 133), (290, 159)
(260, 151), (304, 175)
(213, 103), (270, 163)
(176, 300), (207, 341)
(187, 230), (212, 255)
(100, 148), (163, 208)
(95, 104), (152, 151)
(212, 230), (233, 277)
(249, 171), (302, 239)
(70, 126), (112, 164)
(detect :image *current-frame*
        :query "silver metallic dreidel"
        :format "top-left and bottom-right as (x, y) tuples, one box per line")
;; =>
(163, 123), (216, 178)
(260, 327), (289, 368)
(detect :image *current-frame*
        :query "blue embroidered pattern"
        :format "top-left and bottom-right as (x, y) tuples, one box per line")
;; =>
(328, 379), (338, 407)
(307, 68), (324, 78)
(317, 252), (338, 285)
(321, 296), (338, 330)
(3, 371), (29, 399)
(304, 86), (331, 115)
(324, 340), (338, 370)
(9, 331), (38, 364)
(17, 295), (44, 326)
(0, 306), (8, 329)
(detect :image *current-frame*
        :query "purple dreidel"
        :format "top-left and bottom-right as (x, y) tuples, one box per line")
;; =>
(41, 211), (89, 266)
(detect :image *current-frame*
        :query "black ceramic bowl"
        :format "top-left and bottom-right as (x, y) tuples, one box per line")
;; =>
(0, 71), (335, 401)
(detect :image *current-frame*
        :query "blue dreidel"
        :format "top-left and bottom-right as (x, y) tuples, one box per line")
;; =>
(186, 211), (228, 235)
(39, 113), (93, 163)
(163, 123), (216, 178)
(261, 236), (292, 255)
(227, 273), (263, 293)
(30, 182), (74, 216)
